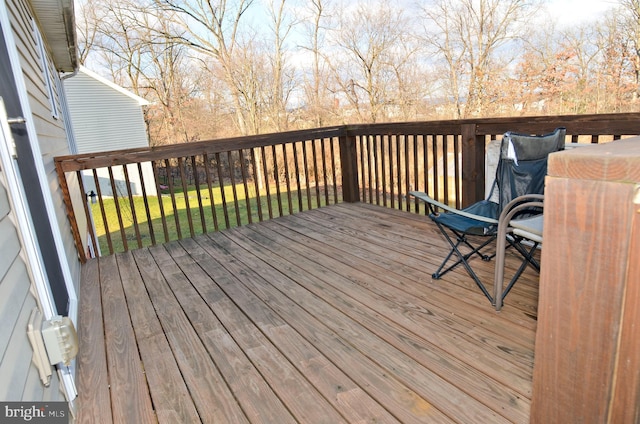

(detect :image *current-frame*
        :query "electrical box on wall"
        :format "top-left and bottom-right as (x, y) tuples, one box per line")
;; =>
(41, 315), (78, 366)
(27, 308), (80, 386)
(27, 308), (52, 386)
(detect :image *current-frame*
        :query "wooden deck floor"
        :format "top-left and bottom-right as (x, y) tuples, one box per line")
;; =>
(75, 203), (539, 424)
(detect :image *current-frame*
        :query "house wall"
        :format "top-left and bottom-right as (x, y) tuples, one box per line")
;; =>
(0, 165), (63, 402)
(64, 70), (157, 199)
(0, 0), (82, 406)
(63, 70), (149, 154)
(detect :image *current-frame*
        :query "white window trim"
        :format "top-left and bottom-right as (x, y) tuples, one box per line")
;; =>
(33, 20), (59, 120)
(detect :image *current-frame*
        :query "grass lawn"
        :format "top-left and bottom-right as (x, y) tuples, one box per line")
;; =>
(89, 178), (458, 255)
(90, 183), (336, 254)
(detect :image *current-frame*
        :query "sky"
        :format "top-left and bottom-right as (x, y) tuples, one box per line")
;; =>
(546, 0), (618, 26)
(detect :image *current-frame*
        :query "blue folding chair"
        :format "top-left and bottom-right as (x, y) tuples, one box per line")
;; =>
(410, 127), (565, 305)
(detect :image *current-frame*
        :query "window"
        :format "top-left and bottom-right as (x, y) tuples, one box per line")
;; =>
(33, 20), (59, 119)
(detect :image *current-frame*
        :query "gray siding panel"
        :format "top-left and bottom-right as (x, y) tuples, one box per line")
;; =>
(0, 293), (38, 400)
(65, 71), (149, 153)
(0, 255), (30, 358)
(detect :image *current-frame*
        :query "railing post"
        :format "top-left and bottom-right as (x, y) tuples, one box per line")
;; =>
(55, 161), (88, 263)
(339, 133), (360, 203)
(532, 138), (640, 423)
(461, 123), (485, 208)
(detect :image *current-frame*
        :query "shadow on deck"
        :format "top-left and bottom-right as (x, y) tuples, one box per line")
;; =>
(75, 202), (539, 424)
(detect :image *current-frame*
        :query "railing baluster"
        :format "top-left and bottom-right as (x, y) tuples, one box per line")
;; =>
(422, 135), (429, 215)
(227, 151), (241, 226)
(137, 162), (156, 246)
(291, 142), (303, 212)
(454, 135), (461, 209)
(404, 135), (411, 212)
(443, 135), (451, 206)
(93, 169), (113, 255)
(312, 139), (321, 208)
(76, 170), (98, 257)
(389, 135), (395, 209)
(320, 138), (330, 206)
(152, 161), (171, 243)
(369, 135), (380, 205)
(302, 140), (312, 210)
(260, 146), (273, 219)
(432, 134), (439, 203)
(270, 145), (283, 217)
(191, 155), (207, 233)
(250, 148), (263, 222)
(108, 166), (128, 251)
(380, 135), (387, 207)
(202, 153), (219, 231)
(177, 157), (195, 238)
(281, 143), (293, 214)
(165, 159), (182, 239)
(122, 164), (143, 248)
(357, 136), (364, 203)
(238, 149), (252, 224)
(395, 135), (402, 210)
(215, 152), (230, 228)
(412, 134), (419, 213)
(330, 137), (338, 204)
(365, 135), (371, 203)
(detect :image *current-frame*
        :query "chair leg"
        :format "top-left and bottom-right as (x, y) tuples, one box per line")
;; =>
(432, 222), (495, 303)
(510, 239), (540, 272)
(495, 238), (540, 310)
(502, 242), (540, 297)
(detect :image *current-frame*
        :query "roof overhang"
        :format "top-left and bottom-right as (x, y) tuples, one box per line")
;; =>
(30, 0), (78, 72)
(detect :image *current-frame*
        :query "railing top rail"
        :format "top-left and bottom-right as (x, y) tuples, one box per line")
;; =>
(344, 112), (640, 136)
(55, 113), (640, 173)
(56, 126), (346, 172)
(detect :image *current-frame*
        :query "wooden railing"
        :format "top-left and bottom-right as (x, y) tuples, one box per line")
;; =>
(55, 113), (640, 262)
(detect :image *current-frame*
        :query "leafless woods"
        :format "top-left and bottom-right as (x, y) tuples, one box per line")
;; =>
(76, 0), (640, 146)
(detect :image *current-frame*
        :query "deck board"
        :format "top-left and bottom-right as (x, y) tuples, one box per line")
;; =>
(76, 203), (539, 423)
(75, 259), (112, 424)
(99, 254), (156, 423)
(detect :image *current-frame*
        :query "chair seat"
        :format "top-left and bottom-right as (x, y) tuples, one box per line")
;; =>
(432, 200), (499, 234)
(511, 215), (543, 243)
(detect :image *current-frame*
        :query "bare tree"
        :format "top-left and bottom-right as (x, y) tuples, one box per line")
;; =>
(420, 0), (541, 118)
(76, 0), (217, 145)
(332, 2), (415, 123)
(619, 0), (640, 102)
(75, 0), (105, 65)
(150, 0), (261, 135)
(298, 0), (335, 126)
(264, 0), (297, 132)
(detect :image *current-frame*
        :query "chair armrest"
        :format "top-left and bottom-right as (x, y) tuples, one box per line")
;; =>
(409, 191), (499, 224)
(497, 194), (544, 224)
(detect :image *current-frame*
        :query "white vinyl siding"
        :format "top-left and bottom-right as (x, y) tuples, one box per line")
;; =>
(64, 70), (149, 153)
(64, 68), (156, 200)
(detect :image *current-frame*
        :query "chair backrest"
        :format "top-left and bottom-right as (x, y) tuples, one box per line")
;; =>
(495, 127), (566, 212)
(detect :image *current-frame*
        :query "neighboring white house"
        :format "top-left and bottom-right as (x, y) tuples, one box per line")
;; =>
(1, 0), (83, 415)
(63, 66), (156, 198)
